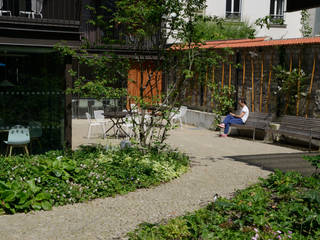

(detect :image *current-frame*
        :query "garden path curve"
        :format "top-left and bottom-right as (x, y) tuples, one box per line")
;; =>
(0, 123), (301, 240)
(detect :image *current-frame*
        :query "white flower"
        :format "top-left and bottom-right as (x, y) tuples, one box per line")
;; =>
(56, 156), (63, 160)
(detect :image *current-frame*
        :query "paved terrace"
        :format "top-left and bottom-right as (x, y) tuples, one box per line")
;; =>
(0, 120), (302, 240)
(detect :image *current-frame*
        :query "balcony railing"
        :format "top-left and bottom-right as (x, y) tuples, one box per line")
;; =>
(270, 14), (285, 25)
(0, 0), (80, 25)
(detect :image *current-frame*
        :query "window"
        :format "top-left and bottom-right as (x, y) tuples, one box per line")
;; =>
(226, 0), (241, 19)
(270, 0), (284, 22)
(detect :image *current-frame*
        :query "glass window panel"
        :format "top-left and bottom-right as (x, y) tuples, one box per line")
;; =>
(226, 0), (231, 12)
(276, 0), (284, 16)
(270, 0), (275, 15)
(234, 0), (240, 12)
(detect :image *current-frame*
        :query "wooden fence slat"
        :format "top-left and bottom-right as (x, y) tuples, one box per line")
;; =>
(266, 53), (273, 113)
(305, 53), (316, 118)
(296, 53), (301, 116)
(259, 54), (264, 112)
(251, 58), (255, 112)
(242, 55), (246, 97)
(221, 62), (225, 88)
(204, 65), (208, 106)
(284, 54), (293, 114)
(228, 57), (232, 90)
(211, 66), (215, 108)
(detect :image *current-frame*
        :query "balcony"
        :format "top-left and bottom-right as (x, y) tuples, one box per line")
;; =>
(0, 0), (80, 24)
(0, 0), (81, 44)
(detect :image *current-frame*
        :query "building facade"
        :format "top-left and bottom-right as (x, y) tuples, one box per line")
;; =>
(205, 0), (319, 39)
(0, 0), (82, 152)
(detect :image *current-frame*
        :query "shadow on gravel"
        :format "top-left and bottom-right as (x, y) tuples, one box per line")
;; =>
(227, 152), (319, 176)
(189, 156), (225, 167)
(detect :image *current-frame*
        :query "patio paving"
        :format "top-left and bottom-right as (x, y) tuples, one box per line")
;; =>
(0, 120), (302, 240)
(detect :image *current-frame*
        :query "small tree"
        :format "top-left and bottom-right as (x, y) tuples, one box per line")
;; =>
(273, 65), (308, 115)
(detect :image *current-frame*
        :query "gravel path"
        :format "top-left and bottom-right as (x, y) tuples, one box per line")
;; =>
(0, 123), (301, 240)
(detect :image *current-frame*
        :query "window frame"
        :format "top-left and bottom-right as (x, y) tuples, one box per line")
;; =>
(270, 0), (285, 21)
(226, 0), (242, 19)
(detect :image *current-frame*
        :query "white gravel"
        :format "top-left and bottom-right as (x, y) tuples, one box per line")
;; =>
(0, 122), (301, 240)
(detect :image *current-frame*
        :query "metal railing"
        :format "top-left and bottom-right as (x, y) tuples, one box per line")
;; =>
(0, 0), (80, 23)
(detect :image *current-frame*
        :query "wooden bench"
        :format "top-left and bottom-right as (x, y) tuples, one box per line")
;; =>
(271, 115), (320, 149)
(229, 112), (274, 141)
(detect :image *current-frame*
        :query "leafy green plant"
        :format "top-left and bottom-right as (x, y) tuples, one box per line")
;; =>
(128, 170), (320, 239)
(255, 16), (285, 30)
(194, 16), (256, 41)
(304, 155), (320, 176)
(273, 65), (308, 115)
(207, 82), (235, 128)
(300, 10), (312, 37)
(0, 146), (189, 214)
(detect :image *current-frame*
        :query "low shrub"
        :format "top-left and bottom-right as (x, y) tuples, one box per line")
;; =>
(128, 170), (320, 240)
(0, 145), (189, 214)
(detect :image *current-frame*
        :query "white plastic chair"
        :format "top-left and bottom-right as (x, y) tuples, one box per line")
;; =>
(86, 112), (106, 139)
(4, 125), (30, 156)
(19, 0), (43, 18)
(93, 110), (108, 124)
(0, 0), (11, 16)
(171, 106), (187, 128)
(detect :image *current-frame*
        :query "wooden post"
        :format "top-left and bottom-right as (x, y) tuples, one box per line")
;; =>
(296, 53), (301, 116)
(195, 73), (199, 106)
(266, 53), (273, 113)
(251, 57), (255, 112)
(64, 58), (72, 149)
(284, 54), (293, 114)
(259, 53), (264, 112)
(305, 53), (316, 118)
(204, 65), (208, 106)
(228, 57), (232, 90)
(242, 55), (246, 97)
(211, 66), (215, 108)
(221, 62), (225, 88)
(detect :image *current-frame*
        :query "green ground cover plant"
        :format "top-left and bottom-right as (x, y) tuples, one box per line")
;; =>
(128, 170), (320, 240)
(0, 146), (189, 214)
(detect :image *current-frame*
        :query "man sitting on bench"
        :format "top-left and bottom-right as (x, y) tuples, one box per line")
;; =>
(218, 98), (249, 137)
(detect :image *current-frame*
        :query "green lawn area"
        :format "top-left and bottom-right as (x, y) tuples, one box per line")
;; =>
(0, 145), (189, 214)
(128, 170), (320, 240)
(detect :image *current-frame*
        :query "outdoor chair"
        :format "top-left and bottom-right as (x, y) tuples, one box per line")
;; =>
(171, 106), (188, 128)
(19, 0), (43, 18)
(94, 110), (109, 125)
(4, 125), (30, 156)
(86, 112), (106, 139)
(0, 0), (11, 16)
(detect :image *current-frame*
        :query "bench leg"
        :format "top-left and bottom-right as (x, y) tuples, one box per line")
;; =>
(24, 145), (29, 156)
(253, 128), (256, 141)
(9, 146), (12, 157)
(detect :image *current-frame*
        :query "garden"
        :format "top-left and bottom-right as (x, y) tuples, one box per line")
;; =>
(0, 145), (189, 214)
(128, 168), (320, 240)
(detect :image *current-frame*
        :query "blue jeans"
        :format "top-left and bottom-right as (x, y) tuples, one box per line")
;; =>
(223, 114), (244, 134)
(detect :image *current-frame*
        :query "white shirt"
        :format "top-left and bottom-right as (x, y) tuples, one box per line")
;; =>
(241, 105), (249, 123)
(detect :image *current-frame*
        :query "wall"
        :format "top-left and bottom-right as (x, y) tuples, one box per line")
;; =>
(170, 44), (320, 118)
(205, 0), (302, 39)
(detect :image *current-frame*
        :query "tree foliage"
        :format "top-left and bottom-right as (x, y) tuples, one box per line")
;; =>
(58, 0), (245, 148)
